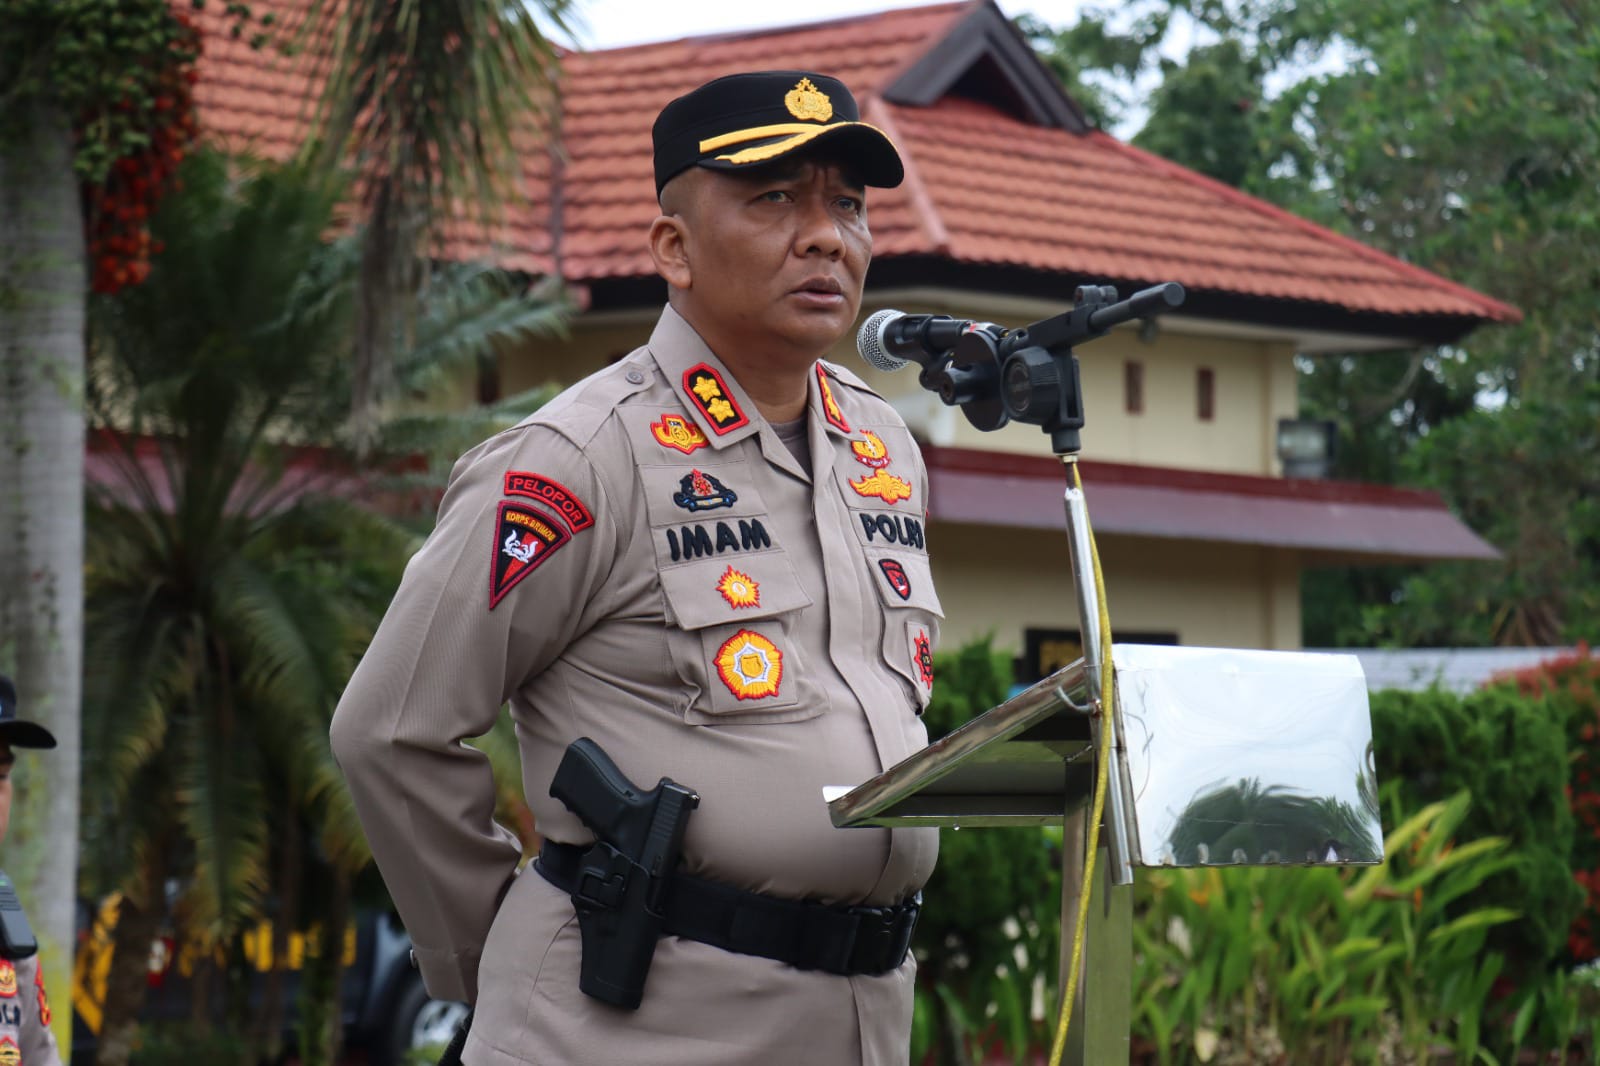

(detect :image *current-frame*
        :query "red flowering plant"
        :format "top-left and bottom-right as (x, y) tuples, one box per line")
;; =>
(1493, 645), (1600, 963)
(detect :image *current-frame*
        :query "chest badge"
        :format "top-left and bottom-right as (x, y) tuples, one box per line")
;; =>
(683, 364), (749, 435)
(913, 629), (935, 688)
(816, 363), (850, 432)
(851, 469), (913, 504)
(715, 630), (784, 700)
(0, 961), (13, 998)
(850, 431), (890, 468)
(0, 1037), (17, 1066)
(651, 413), (709, 455)
(673, 469), (738, 512)
(879, 558), (912, 600)
(716, 565), (761, 609)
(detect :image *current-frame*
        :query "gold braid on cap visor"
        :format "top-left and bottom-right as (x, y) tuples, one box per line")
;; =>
(699, 121), (894, 165)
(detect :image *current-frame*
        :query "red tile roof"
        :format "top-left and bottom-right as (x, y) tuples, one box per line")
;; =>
(189, 0), (1518, 332)
(922, 445), (1501, 561)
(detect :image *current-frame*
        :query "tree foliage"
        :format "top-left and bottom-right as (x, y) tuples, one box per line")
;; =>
(1022, 0), (1600, 646)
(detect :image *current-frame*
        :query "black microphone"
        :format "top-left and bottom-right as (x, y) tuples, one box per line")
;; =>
(856, 310), (990, 372)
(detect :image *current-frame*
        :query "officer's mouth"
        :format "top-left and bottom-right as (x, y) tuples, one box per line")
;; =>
(789, 275), (846, 309)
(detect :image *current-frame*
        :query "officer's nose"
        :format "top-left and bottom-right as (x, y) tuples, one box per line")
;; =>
(793, 192), (846, 260)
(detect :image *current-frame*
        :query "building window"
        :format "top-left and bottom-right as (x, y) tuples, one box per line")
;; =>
(1124, 360), (1144, 414)
(1197, 367), (1215, 421)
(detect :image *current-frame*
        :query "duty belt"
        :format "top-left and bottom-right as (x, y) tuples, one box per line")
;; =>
(536, 840), (920, 977)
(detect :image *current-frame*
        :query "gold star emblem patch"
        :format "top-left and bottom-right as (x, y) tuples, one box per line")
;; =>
(785, 77), (833, 123)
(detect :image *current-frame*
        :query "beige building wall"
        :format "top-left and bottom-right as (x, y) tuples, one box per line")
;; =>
(930, 524), (1303, 658)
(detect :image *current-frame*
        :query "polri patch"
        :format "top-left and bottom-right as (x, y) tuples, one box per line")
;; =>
(816, 363), (851, 432)
(715, 630), (783, 700)
(651, 413), (710, 455)
(673, 469), (738, 513)
(879, 559), (912, 600)
(489, 502), (572, 610)
(716, 565), (761, 609)
(913, 628), (935, 689)
(683, 363), (749, 435)
(504, 472), (594, 533)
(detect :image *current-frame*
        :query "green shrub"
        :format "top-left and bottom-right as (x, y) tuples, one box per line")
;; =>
(1370, 684), (1582, 973)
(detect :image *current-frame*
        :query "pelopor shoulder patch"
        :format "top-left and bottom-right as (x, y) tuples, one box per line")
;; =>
(683, 363), (749, 435)
(490, 501), (573, 609)
(504, 471), (594, 532)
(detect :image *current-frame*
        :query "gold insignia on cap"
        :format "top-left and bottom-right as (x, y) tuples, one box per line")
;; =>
(785, 77), (833, 123)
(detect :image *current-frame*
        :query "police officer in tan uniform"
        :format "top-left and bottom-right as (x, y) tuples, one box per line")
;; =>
(0, 677), (64, 1066)
(331, 71), (941, 1066)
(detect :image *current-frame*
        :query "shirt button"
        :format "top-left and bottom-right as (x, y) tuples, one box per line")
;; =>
(626, 369), (645, 385)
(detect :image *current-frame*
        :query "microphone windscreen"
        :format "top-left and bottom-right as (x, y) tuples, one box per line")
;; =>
(856, 309), (908, 372)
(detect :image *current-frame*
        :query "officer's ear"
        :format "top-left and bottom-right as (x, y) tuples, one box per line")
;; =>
(650, 171), (697, 291)
(649, 212), (692, 292)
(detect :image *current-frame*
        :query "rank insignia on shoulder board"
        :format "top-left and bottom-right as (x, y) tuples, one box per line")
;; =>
(673, 469), (738, 513)
(651, 413), (710, 455)
(489, 502), (573, 609)
(683, 364), (748, 434)
(816, 363), (850, 432)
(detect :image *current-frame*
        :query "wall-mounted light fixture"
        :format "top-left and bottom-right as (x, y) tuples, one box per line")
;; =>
(1276, 417), (1338, 478)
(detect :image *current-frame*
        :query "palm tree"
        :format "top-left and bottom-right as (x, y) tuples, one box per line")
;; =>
(302, 0), (578, 448)
(81, 149), (568, 1066)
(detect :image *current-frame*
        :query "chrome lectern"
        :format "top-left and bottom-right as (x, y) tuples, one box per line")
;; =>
(840, 283), (1384, 1065)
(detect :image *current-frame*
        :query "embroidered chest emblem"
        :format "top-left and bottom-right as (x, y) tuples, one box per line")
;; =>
(785, 77), (833, 123)
(913, 629), (935, 688)
(673, 469), (738, 512)
(850, 431), (890, 468)
(0, 961), (13, 998)
(489, 502), (573, 609)
(715, 630), (783, 699)
(879, 558), (912, 600)
(0, 1037), (18, 1066)
(716, 566), (761, 609)
(816, 363), (850, 432)
(683, 364), (749, 434)
(851, 468), (913, 504)
(651, 413), (710, 455)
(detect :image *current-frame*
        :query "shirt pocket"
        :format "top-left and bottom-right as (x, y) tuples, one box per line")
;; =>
(862, 547), (944, 714)
(658, 552), (820, 726)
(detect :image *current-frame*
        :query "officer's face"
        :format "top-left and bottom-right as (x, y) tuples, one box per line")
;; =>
(0, 746), (11, 846)
(654, 156), (871, 366)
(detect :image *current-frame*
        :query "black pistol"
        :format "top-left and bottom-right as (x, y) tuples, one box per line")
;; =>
(547, 737), (698, 1010)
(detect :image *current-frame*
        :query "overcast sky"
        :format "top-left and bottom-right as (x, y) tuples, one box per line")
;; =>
(562, 0), (1082, 51)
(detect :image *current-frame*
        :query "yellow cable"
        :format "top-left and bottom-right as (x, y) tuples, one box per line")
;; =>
(1045, 460), (1117, 1066)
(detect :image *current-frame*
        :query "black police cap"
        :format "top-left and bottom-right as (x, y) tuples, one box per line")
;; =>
(0, 675), (56, 750)
(652, 71), (904, 195)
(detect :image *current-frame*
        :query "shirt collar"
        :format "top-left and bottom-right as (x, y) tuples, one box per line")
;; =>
(647, 306), (762, 449)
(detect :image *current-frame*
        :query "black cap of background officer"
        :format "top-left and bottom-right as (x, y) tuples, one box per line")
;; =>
(0, 676), (56, 750)
(652, 70), (905, 195)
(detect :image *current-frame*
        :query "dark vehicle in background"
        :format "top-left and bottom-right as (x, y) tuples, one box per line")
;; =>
(70, 901), (466, 1064)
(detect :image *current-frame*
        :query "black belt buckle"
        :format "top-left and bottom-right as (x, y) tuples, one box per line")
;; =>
(845, 892), (921, 975)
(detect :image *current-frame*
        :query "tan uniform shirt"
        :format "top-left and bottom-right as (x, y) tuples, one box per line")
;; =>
(0, 953), (62, 1066)
(331, 306), (942, 1066)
